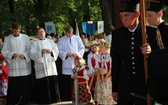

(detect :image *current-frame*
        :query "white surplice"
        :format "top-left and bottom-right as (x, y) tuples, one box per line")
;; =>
(1, 34), (31, 77)
(30, 38), (59, 79)
(58, 35), (85, 75)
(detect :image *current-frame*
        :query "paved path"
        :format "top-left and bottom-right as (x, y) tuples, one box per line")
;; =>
(0, 100), (94, 105)
(0, 100), (73, 105)
(56, 101), (73, 105)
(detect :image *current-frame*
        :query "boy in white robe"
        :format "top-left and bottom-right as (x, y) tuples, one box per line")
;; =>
(1, 23), (34, 105)
(58, 26), (85, 101)
(30, 27), (60, 104)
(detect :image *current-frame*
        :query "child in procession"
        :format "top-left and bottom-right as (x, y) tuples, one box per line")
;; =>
(94, 39), (116, 105)
(71, 55), (91, 105)
(87, 40), (99, 104)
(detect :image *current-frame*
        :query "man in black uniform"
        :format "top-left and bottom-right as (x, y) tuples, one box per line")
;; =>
(111, 0), (159, 105)
(146, 0), (168, 104)
(146, 0), (168, 48)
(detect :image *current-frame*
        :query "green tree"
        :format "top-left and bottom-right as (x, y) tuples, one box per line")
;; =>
(99, 0), (112, 33)
(0, 0), (11, 34)
(163, 6), (168, 22)
(2, 0), (102, 35)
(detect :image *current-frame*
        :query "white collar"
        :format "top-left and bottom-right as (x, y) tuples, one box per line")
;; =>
(65, 35), (74, 39)
(128, 24), (138, 32)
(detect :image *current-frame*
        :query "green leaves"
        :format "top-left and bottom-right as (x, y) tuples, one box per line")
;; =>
(0, 0), (101, 35)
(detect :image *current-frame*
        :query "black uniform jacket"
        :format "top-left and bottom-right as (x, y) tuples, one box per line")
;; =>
(158, 21), (168, 48)
(111, 23), (159, 103)
(148, 21), (168, 103)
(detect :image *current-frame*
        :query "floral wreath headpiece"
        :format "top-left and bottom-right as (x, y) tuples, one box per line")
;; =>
(98, 39), (111, 48)
(74, 54), (86, 66)
(89, 40), (98, 47)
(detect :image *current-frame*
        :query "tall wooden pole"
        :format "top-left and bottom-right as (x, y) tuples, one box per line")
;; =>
(140, 0), (151, 105)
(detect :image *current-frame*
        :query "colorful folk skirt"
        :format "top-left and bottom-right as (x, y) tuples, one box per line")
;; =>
(72, 82), (91, 103)
(94, 77), (117, 104)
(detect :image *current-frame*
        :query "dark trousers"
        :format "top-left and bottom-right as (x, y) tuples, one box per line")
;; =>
(36, 76), (60, 104)
(6, 75), (34, 105)
(60, 75), (73, 101)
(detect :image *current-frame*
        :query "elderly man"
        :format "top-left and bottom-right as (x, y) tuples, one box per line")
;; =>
(111, 0), (159, 105)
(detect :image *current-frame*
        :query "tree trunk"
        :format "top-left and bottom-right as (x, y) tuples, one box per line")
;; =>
(112, 0), (122, 28)
(82, 0), (90, 21)
(99, 0), (112, 33)
(8, 0), (16, 23)
(33, 0), (50, 28)
(0, 24), (2, 34)
(68, 9), (76, 33)
(107, 0), (113, 23)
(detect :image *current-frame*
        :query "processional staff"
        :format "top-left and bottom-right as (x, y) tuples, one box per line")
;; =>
(140, 0), (151, 105)
(72, 67), (79, 105)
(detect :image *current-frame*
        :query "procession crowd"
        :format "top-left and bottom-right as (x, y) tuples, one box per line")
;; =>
(0, 0), (168, 105)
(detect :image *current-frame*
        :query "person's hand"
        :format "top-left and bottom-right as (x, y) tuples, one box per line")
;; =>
(98, 78), (102, 83)
(67, 53), (73, 57)
(71, 75), (76, 79)
(72, 75), (78, 79)
(46, 49), (52, 53)
(41, 49), (48, 53)
(104, 77), (108, 82)
(141, 43), (151, 54)
(112, 92), (118, 102)
(20, 54), (25, 59)
(13, 53), (18, 58)
(72, 53), (78, 57)
(92, 71), (97, 76)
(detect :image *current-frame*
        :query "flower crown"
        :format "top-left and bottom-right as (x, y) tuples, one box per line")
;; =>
(74, 54), (86, 66)
(89, 40), (98, 47)
(98, 39), (111, 48)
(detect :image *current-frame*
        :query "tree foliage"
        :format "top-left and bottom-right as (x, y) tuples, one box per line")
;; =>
(163, 5), (168, 22)
(1, 0), (168, 36)
(1, 0), (102, 36)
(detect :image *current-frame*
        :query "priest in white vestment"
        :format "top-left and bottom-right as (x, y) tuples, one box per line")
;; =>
(1, 23), (34, 105)
(30, 27), (60, 104)
(58, 26), (85, 101)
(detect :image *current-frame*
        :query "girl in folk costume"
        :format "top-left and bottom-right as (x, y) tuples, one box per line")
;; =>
(87, 41), (99, 99)
(0, 54), (8, 100)
(94, 39), (116, 105)
(71, 55), (91, 104)
(0, 34), (8, 100)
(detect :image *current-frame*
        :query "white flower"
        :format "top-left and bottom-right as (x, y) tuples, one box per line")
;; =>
(79, 59), (86, 66)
